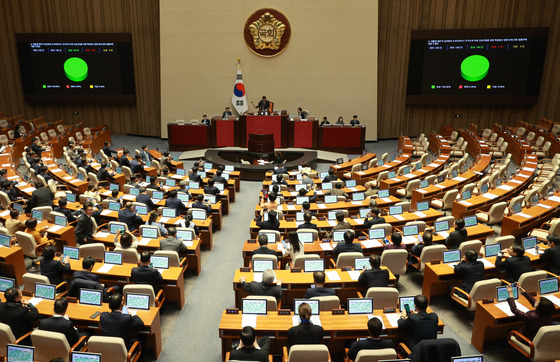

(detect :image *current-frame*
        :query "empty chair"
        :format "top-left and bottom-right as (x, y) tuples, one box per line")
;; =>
(507, 324), (560, 362)
(529, 218), (560, 242)
(292, 254), (321, 269)
(370, 223), (392, 237)
(458, 240), (482, 257)
(123, 284), (164, 308)
(410, 244), (446, 272)
(371, 171), (389, 188)
(460, 183), (476, 195)
(32, 206), (54, 221)
(396, 179), (420, 198)
(434, 216), (455, 229)
(451, 278), (501, 311)
(334, 252), (364, 269)
(48, 129), (57, 139)
(114, 247), (140, 264)
(31, 330), (77, 362)
(517, 270), (548, 294)
(475, 201), (507, 225)
(368, 158), (378, 168)
(430, 189), (459, 214)
(380, 249), (408, 277)
(0, 134), (9, 145)
(481, 128), (492, 139)
(252, 254), (278, 270)
(79, 243), (106, 260)
(362, 287), (399, 309)
(395, 201), (411, 213)
(87, 335), (142, 362)
(491, 141), (508, 158)
(344, 163), (362, 179)
(15, 231), (41, 259)
(450, 141), (467, 157)
(22, 273), (66, 297)
(245, 295), (278, 311)
(310, 295), (340, 311)
(283, 344), (331, 362)
(492, 235), (515, 250)
(354, 348), (397, 362)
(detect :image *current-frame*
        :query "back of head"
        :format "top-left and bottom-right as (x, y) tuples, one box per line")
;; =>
(547, 234), (560, 246)
(298, 188), (307, 196)
(10, 209), (19, 219)
(54, 297), (69, 315)
(168, 189), (177, 198)
(268, 210), (277, 221)
(336, 211), (344, 222)
(262, 269), (276, 284)
(455, 218), (465, 230)
(257, 233), (268, 246)
(140, 251), (151, 263)
(34, 180), (44, 189)
(344, 230), (355, 244)
(298, 302), (312, 320)
(302, 201), (310, 211)
(42, 244), (57, 261)
(150, 175), (157, 183)
(268, 193), (277, 202)
(58, 198), (68, 208)
(422, 230), (433, 245)
(25, 218), (38, 229)
(4, 287), (19, 302)
(369, 254), (381, 268)
(335, 182), (343, 189)
(207, 178), (214, 186)
(304, 212), (312, 223)
(372, 207), (380, 217)
(241, 326), (256, 347)
(369, 199), (377, 208)
(125, 201), (133, 210)
(414, 294), (428, 311)
(536, 297), (555, 317)
(82, 256), (96, 270)
(328, 169), (334, 176)
(391, 232), (403, 246)
(108, 293), (123, 311)
(367, 317), (382, 337)
(111, 189), (119, 198)
(313, 271), (325, 285)
(512, 243), (525, 257)
(120, 232), (133, 248)
(168, 226), (177, 237)
(465, 248), (478, 262)
(197, 194), (204, 202)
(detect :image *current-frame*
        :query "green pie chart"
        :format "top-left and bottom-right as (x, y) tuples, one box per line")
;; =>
(460, 55), (489, 82)
(64, 57), (88, 82)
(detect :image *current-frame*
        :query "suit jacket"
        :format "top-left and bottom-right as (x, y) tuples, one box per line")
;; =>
(332, 221), (352, 232)
(203, 186), (220, 195)
(350, 119), (361, 126)
(495, 255), (531, 282)
(358, 267), (390, 288)
(39, 316), (81, 346)
(97, 167), (111, 182)
(252, 246), (278, 257)
(288, 322), (323, 346)
(363, 216), (386, 229)
(304, 286), (336, 299)
(453, 260), (485, 293)
(322, 175), (338, 183)
(0, 302), (40, 341)
(54, 206), (77, 223)
(130, 159), (144, 174)
(74, 212), (95, 245)
(69, 270), (103, 298)
(508, 291), (552, 340)
(214, 176), (227, 184)
(327, 188), (349, 198)
(397, 311), (439, 348)
(240, 281), (282, 301)
(136, 194), (156, 211)
(26, 186), (54, 212)
(320, 120), (330, 126)
(332, 241), (362, 260)
(297, 222), (318, 230)
(445, 228), (468, 250)
(160, 236), (187, 254)
(41, 259), (71, 285)
(230, 336), (270, 362)
(31, 143), (46, 154)
(119, 155), (131, 168)
(273, 167), (287, 175)
(140, 150), (152, 163)
(131, 265), (165, 291)
(540, 245), (560, 275)
(118, 209), (142, 232)
(5, 218), (25, 236)
(192, 201), (212, 214)
(190, 173), (202, 183)
(100, 310), (144, 348)
(256, 216), (280, 231)
(102, 146), (116, 157)
(165, 198), (186, 216)
(347, 337), (394, 361)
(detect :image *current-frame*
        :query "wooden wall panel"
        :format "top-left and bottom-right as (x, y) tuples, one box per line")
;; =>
(0, 0), (160, 136)
(378, 0), (560, 139)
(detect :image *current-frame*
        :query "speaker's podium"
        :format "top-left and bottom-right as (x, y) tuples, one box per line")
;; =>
(239, 114), (289, 149)
(247, 134), (274, 154)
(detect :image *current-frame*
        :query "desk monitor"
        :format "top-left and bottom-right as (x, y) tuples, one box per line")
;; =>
(464, 215), (478, 227)
(531, 193), (539, 206)
(434, 221), (450, 232)
(176, 168), (186, 176)
(141, 227), (158, 239)
(13, 203), (23, 214)
(222, 173), (230, 180)
(539, 277), (559, 295)
(522, 236), (537, 250)
(104, 251), (123, 265)
(126, 293), (150, 310)
(0, 234), (11, 247)
(0, 277), (15, 292)
(348, 298), (373, 314)
(152, 191), (164, 200)
(294, 183), (307, 193)
(419, 180), (429, 188)
(336, 158), (343, 164)
(187, 181), (199, 190)
(71, 351), (102, 362)
(354, 257), (370, 271)
(495, 178), (502, 188)
(295, 212), (305, 222)
(451, 169), (459, 178)
(242, 298), (267, 315)
(225, 165), (234, 172)
(325, 195), (338, 204)
(191, 209), (206, 220)
(198, 172), (207, 180)
(177, 193), (190, 202)
(352, 192), (365, 201)
(7, 344), (34, 362)
(54, 215), (68, 227)
(443, 250), (461, 264)
(129, 187), (140, 196)
(115, 167), (122, 174)
(109, 183), (119, 191)
(388, 171), (396, 179)
(162, 207), (176, 218)
(151, 255), (169, 269)
(108, 201), (121, 211)
(437, 174), (446, 183)
(369, 228), (385, 240)
(319, 171), (328, 179)
(327, 211), (339, 220)
(204, 195), (217, 204)
(451, 356), (483, 362)
(177, 229), (194, 241)
(294, 299), (319, 315)
(402, 167), (411, 175)
(497, 285), (518, 302)
(322, 182), (333, 191)
(203, 162), (213, 170)
(296, 196), (309, 205)
(362, 163), (369, 171)
(480, 183), (489, 194)
(135, 204), (148, 215)
(173, 155), (179, 162)
(346, 179), (357, 188)
(484, 243), (501, 258)
(399, 296), (416, 312)
(415, 162), (422, 170)
(298, 232), (314, 244)
(79, 288), (103, 306)
(165, 179), (176, 187)
(253, 260), (274, 273)
(304, 259), (324, 272)
(109, 223), (126, 234)
(261, 232), (277, 243)
(77, 173), (85, 181)
(63, 246), (80, 260)
(359, 208), (370, 218)
(378, 189), (390, 198)
(333, 230), (346, 243)
(512, 202), (522, 214)
(145, 161), (153, 167)
(389, 205), (403, 216)
(35, 282), (56, 300)
(215, 183), (225, 192)
(31, 209), (43, 221)
(416, 201), (429, 212)
(65, 193), (76, 203)
(378, 159), (385, 166)
(403, 224), (419, 237)
(462, 190), (472, 200)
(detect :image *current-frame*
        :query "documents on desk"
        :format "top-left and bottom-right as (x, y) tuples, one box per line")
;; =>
(28, 297), (44, 306)
(403, 236), (419, 244)
(327, 220), (337, 226)
(95, 231), (110, 238)
(317, 203), (327, 209)
(459, 200), (472, 206)
(549, 196), (560, 203)
(392, 215), (405, 221)
(495, 301), (529, 317)
(138, 238), (151, 246)
(516, 213), (531, 219)
(97, 264), (114, 273)
(325, 270), (341, 281)
(347, 270), (361, 280)
(381, 197), (392, 202)
(354, 218), (364, 225)
(481, 193), (499, 200)
(101, 209), (112, 216)
(536, 203), (552, 209)
(438, 231), (449, 238)
(320, 243), (333, 251)
(242, 314), (258, 328)
(478, 258), (495, 268)
(414, 211), (427, 218)
(361, 239), (383, 248)
(498, 185), (514, 191)
(384, 313), (401, 328)
(545, 295), (560, 308)
(47, 225), (64, 233)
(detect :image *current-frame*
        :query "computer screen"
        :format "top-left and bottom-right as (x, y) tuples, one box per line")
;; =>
(415, 162), (422, 170)
(63, 246), (80, 260)
(512, 203), (522, 214)
(303, 260), (324, 272)
(462, 190), (472, 200)
(294, 184), (307, 193)
(389, 206), (403, 215)
(319, 171), (328, 179)
(71, 351), (101, 362)
(539, 277), (559, 295)
(296, 196), (309, 205)
(152, 191), (164, 200)
(531, 194), (539, 205)
(496, 285), (518, 302)
(388, 171), (396, 179)
(151, 255), (169, 269)
(35, 282), (56, 300)
(242, 298), (267, 315)
(0, 234), (11, 247)
(129, 187), (140, 196)
(54, 215), (68, 227)
(135, 204), (148, 215)
(225, 165), (235, 172)
(464, 215), (478, 227)
(108, 201), (121, 211)
(369, 228), (385, 240)
(451, 356), (483, 362)
(336, 158), (343, 164)
(522, 236), (537, 250)
(322, 182), (333, 190)
(177, 193), (190, 202)
(78, 173), (85, 181)
(434, 221), (450, 232)
(359, 208), (370, 218)
(109, 223), (126, 234)
(352, 192), (365, 201)
(378, 189), (390, 198)
(403, 224), (419, 236)
(253, 260), (273, 272)
(399, 296), (416, 312)
(348, 298), (373, 314)
(177, 229), (194, 241)
(481, 183), (489, 194)
(32, 210), (43, 220)
(165, 179), (176, 187)
(7, 344), (34, 362)
(215, 183), (225, 191)
(419, 180), (429, 188)
(354, 257), (370, 271)
(484, 243), (501, 258)
(203, 162), (212, 170)
(176, 168), (186, 176)
(346, 180), (357, 188)
(0, 277), (15, 292)
(115, 167), (122, 174)
(109, 183), (119, 191)
(416, 201), (429, 212)
(402, 167), (410, 175)
(126, 293), (150, 310)
(327, 211), (338, 220)
(298, 232), (314, 243)
(452, 169), (459, 178)
(191, 209), (206, 220)
(333, 230), (346, 242)
(443, 250), (461, 263)
(104, 251), (123, 265)
(79, 288), (103, 306)
(295, 212), (305, 222)
(294, 299), (319, 315)
(141, 227), (158, 239)
(162, 207), (176, 218)
(495, 178), (502, 187)
(378, 159), (384, 166)
(188, 181), (200, 189)
(66, 193), (76, 203)
(261, 232), (277, 243)
(324, 195), (338, 204)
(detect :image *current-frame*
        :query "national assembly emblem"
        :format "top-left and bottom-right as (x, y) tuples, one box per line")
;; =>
(244, 9), (291, 57)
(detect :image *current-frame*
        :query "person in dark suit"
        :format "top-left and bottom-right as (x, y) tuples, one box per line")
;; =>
(272, 174), (288, 186)
(320, 116), (330, 126)
(445, 218), (468, 250)
(540, 234), (560, 275)
(165, 190), (186, 217)
(54, 197), (79, 223)
(200, 114), (210, 125)
(147, 175), (162, 191)
(118, 202), (143, 232)
(495, 243), (532, 283)
(252, 234), (278, 257)
(159, 226), (188, 254)
(453, 248), (485, 298)
(347, 317), (394, 360)
(397, 294), (439, 348)
(119, 150), (131, 168)
(96, 161), (114, 184)
(230, 326), (270, 362)
(507, 284), (555, 340)
(130, 155), (145, 175)
(222, 107), (233, 118)
(2, 181), (21, 202)
(69, 256), (119, 299)
(410, 230), (433, 263)
(384, 232), (407, 250)
(239, 269), (282, 301)
(102, 141), (117, 158)
(31, 137), (46, 155)
(40, 245), (71, 286)
(256, 209), (280, 231)
(297, 212), (318, 230)
(74, 202), (96, 245)
(136, 188), (157, 211)
(39, 165), (53, 184)
(140, 145), (152, 163)
(288, 302), (323, 346)
(25, 181), (54, 213)
(189, 167), (202, 183)
(0, 287), (40, 345)
(323, 169), (338, 183)
(191, 193), (212, 214)
(298, 187), (317, 203)
(213, 168), (227, 184)
(203, 178), (220, 196)
(297, 107), (308, 120)
(304, 271), (336, 298)
(100, 293), (144, 349)
(363, 207), (385, 228)
(39, 297), (87, 348)
(359, 254), (390, 288)
(326, 182), (349, 199)
(332, 230), (361, 260)
(331, 211), (352, 235)
(350, 115), (361, 126)
(131, 251), (165, 292)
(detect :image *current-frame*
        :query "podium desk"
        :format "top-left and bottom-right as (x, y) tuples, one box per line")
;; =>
(167, 123), (212, 151)
(239, 115), (289, 148)
(330, 153), (376, 179)
(211, 117), (239, 147)
(319, 125), (365, 153)
(289, 119), (318, 149)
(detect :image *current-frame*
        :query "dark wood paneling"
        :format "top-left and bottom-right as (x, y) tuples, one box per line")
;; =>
(378, 0), (560, 139)
(0, 0), (160, 136)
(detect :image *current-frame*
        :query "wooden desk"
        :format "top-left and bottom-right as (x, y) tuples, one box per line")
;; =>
(501, 192), (560, 237)
(330, 153), (377, 179)
(351, 154), (412, 185)
(0, 246), (25, 285)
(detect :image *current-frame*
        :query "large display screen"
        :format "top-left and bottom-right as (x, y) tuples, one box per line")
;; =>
(16, 33), (135, 103)
(406, 28), (548, 105)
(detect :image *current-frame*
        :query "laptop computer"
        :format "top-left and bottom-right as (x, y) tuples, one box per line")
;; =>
(191, 209), (207, 220)
(484, 243), (501, 258)
(177, 229), (194, 241)
(152, 191), (164, 200)
(225, 165), (234, 172)
(135, 204), (148, 215)
(416, 201), (429, 212)
(151, 255), (169, 269)
(108, 201), (121, 212)
(480, 183), (489, 194)
(464, 215), (478, 227)
(451, 356), (483, 362)
(539, 277), (559, 295)
(253, 259), (274, 272)
(303, 259), (324, 272)
(12, 202), (23, 214)
(346, 180), (357, 188)
(162, 207), (176, 218)
(177, 193), (190, 202)
(141, 227), (158, 239)
(126, 293), (151, 311)
(322, 182), (333, 190)
(242, 298), (268, 315)
(296, 196), (309, 205)
(0, 277), (15, 292)
(324, 195), (338, 204)
(104, 251), (123, 265)
(522, 236), (537, 250)
(352, 192), (365, 201)
(204, 195), (217, 204)
(378, 189), (390, 198)
(31, 209), (43, 221)
(77, 173), (85, 181)
(79, 288), (103, 306)
(530, 193), (539, 206)
(327, 211), (339, 220)
(402, 167), (410, 175)
(415, 162), (422, 170)
(359, 208), (370, 218)
(443, 250), (461, 264)
(63, 246), (80, 260)
(165, 179), (176, 187)
(129, 187), (140, 196)
(369, 228), (386, 240)
(389, 205), (403, 216)
(336, 158), (343, 164)
(294, 299), (319, 315)
(378, 159), (384, 166)
(109, 183), (119, 191)
(71, 351), (101, 362)
(35, 282), (56, 300)
(109, 223), (126, 234)
(294, 183), (307, 193)
(54, 215), (68, 227)
(297, 232), (314, 244)
(403, 224), (419, 237)
(6, 344), (34, 362)
(0, 234), (11, 247)
(215, 183), (225, 192)
(348, 298), (373, 314)
(354, 257), (370, 271)
(203, 162), (212, 170)
(434, 221), (450, 233)
(496, 285), (518, 302)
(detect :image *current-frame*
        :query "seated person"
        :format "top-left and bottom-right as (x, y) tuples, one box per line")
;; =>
(363, 207), (385, 228)
(445, 218), (467, 250)
(176, 213), (199, 236)
(222, 107), (233, 118)
(136, 187), (157, 211)
(126, 175), (139, 188)
(24, 218), (52, 245)
(69, 256), (119, 300)
(507, 284), (555, 340)
(3, 181), (21, 202)
(384, 232), (406, 250)
(165, 190), (186, 216)
(260, 192), (279, 211)
(331, 211), (352, 233)
(272, 174), (288, 186)
(189, 167), (202, 183)
(336, 116), (344, 125)
(540, 234), (560, 275)
(191, 194), (212, 214)
(304, 271), (335, 298)
(410, 230), (433, 261)
(131, 251), (165, 292)
(39, 297), (88, 349)
(160, 226), (188, 254)
(256, 209), (280, 231)
(0, 287), (40, 345)
(118, 202), (143, 232)
(252, 234), (277, 257)
(288, 302), (323, 346)
(347, 317), (394, 360)
(397, 294), (438, 348)
(358, 255), (390, 288)
(332, 230), (361, 260)
(113, 230), (138, 249)
(301, 173), (314, 186)
(140, 145), (152, 163)
(297, 211), (318, 230)
(130, 155), (145, 175)
(230, 326), (270, 362)
(147, 175), (162, 191)
(282, 231), (304, 266)
(39, 165), (53, 184)
(213, 168), (227, 184)
(350, 115), (360, 126)
(322, 169), (338, 183)
(319, 116), (330, 126)
(83, 183), (101, 204)
(203, 178), (220, 196)
(452, 248), (485, 298)
(326, 182), (349, 199)
(105, 189), (122, 204)
(5, 209), (25, 236)
(40, 245), (70, 286)
(54, 197), (79, 223)
(145, 211), (168, 237)
(119, 150), (131, 168)
(298, 187), (317, 203)
(364, 181), (377, 197)
(495, 243), (531, 283)
(100, 293), (144, 349)
(239, 269), (282, 301)
(97, 161), (115, 183)
(201, 114), (210, 125)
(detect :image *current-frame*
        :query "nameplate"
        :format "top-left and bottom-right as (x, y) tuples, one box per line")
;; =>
(341, 267), (352, 271)
(430, 260), (442, 265)
(383, 307), (396, 313)
(22, 290), (33, 297)
(278, 309), (291, 315)
(290, 268), (302, 273)
(482, 298), (494, 304)
(332, 308), (345, 315)
(358, 236), (367, 241)
(240, 267), (251, 272)
(322, 239), (331, 243)
(66, 297), (77, 303)
(226, 308), (239, 314)
(247, 239), (256, 243)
